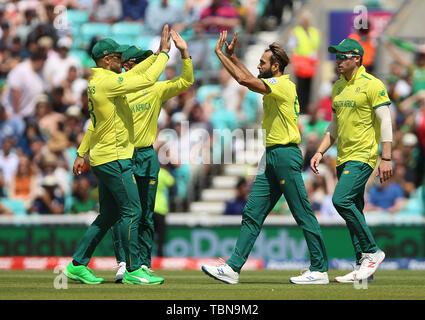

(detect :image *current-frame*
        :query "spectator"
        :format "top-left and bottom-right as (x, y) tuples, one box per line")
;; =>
(198, 0), (241, 34)
(61, 66), (88, 106)
(15, 9), (38, 46)
(38, 151), (70, 196)
(121, 0), (149, 22)
(223, 177), (249, 215)
(262, 0), (293, 28)
(63, 105), (85, 145)
(8, 155), (39, 208)
(51, 86), (69, 114)
(16, 119), (44, 158)
(10, 36), (30, 61)
(316, 81), (333, 122)
(31, 94), (65, 140)
(43, 36), (83, 90)
(187, 21), (211, 71)
(0, 104), (25, 144)
(301, 103), (329, 139)
(235, 0), (258, 35)
(153, 164), (175, 257)
(30, 174), (65, 215)
(302, 131), (320, 171)
(0, 136), (19, 187)
(89, 0), (123, 24)
(348, 19), (376, 73)
(0, 21), (13, 49)
(366, 178), (406, 214)
(385, 37), (425, 96)
(145, 0), (188, 35)
(287, 9), (320, 114)
(1, 49), (47, 119)
(70, 175), (98, 214)
(25, 4), (59, 47)
(387, 62), (411, 107)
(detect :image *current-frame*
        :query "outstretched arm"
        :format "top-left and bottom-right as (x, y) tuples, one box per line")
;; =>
(159, 29), (194, 102)
(215, 31), (269, 94)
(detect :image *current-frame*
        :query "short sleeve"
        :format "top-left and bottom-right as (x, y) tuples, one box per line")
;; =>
(260, 77), (285, 100)
(368, 79), (391, 110)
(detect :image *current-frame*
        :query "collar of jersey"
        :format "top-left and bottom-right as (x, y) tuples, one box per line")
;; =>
(339, 65), (366, 84)
(91, 67), (120, 76)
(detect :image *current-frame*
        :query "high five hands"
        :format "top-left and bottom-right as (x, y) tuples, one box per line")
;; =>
(215, 31), (238, 56)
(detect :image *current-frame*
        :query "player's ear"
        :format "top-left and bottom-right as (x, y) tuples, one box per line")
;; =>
(272, 61), (279, 73)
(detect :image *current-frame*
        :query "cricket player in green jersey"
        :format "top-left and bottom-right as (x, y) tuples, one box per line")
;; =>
(310, 38), (393, 282)
(64, 26), (171, 285)
(202, 31), (329, 285)
(75, 30), (194, 284)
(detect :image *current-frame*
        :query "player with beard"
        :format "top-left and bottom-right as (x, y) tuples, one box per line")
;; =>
(201, 31), (329, 285)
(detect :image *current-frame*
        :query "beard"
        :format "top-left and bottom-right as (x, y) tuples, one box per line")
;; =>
(258, 68), (273, 79)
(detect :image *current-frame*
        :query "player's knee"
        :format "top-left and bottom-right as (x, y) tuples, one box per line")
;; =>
(332, 194), (350, 212)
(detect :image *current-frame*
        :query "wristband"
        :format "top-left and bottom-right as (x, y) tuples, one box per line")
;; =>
(381, 158), (392, 161)
(316, 151), (324, 156)
(160, 51), (169, 59)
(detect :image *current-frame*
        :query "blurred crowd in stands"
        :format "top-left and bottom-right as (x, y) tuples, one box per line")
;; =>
(0, 0), (424, 219)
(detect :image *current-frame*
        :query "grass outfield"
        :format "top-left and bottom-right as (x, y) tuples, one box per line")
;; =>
(1, 269), (425, 300)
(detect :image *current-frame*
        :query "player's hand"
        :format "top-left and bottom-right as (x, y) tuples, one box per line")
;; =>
(310, 152), (323, 175)
(225, 31), (238, 56)
(215, 30), (227, 55)
(159, 24), (171, 54)
(377, 159), (393, 184)
(170, 29), (189, 58)
(73, 156), (85, 176)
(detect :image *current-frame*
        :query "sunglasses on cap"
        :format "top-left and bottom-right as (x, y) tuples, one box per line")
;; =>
(336, 53), (360, 60)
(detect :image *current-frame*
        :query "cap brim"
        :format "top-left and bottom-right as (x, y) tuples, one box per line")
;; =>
(124, 50), (154, 63)
(328, 45), (350, 53)
(113, 44), (130, 53)
(141, 50), (153, 59)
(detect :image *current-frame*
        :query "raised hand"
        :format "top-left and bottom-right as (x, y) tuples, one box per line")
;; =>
(170, 29), (189, 58)
(225, 32), (238, 56)
(215, 30), (228, 55)
(158, 24), (171, 54)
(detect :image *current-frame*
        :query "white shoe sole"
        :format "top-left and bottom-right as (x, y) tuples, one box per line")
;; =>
(201, 266), (238, 284)
(289, 279), (329, 285)
(334, 278), (354, 283)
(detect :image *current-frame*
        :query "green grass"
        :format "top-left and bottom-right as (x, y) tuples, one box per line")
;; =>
(1, 270), (425, 300)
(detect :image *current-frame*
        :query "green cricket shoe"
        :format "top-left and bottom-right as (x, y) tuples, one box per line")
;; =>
(63, 262), (104, 284)
(122, 266), (164, 285)
(141, 265), (164, 284)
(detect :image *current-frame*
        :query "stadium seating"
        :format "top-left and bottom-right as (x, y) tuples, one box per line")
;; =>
(1, 198), (27, 216)
(80, 23), (112, 47)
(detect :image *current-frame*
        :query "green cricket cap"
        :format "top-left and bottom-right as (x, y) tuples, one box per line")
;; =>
(91, 38), (129, 59)
(328, 38), (364, 56)
(122, 45), (153, 63)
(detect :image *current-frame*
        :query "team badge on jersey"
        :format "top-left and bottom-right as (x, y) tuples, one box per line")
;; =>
(267, 78), (278, 85)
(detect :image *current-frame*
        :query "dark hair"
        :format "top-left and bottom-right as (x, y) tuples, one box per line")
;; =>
(236, 177), (247, 189)
(30, 49), (47, 61)
(266, 42), (290, 72)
